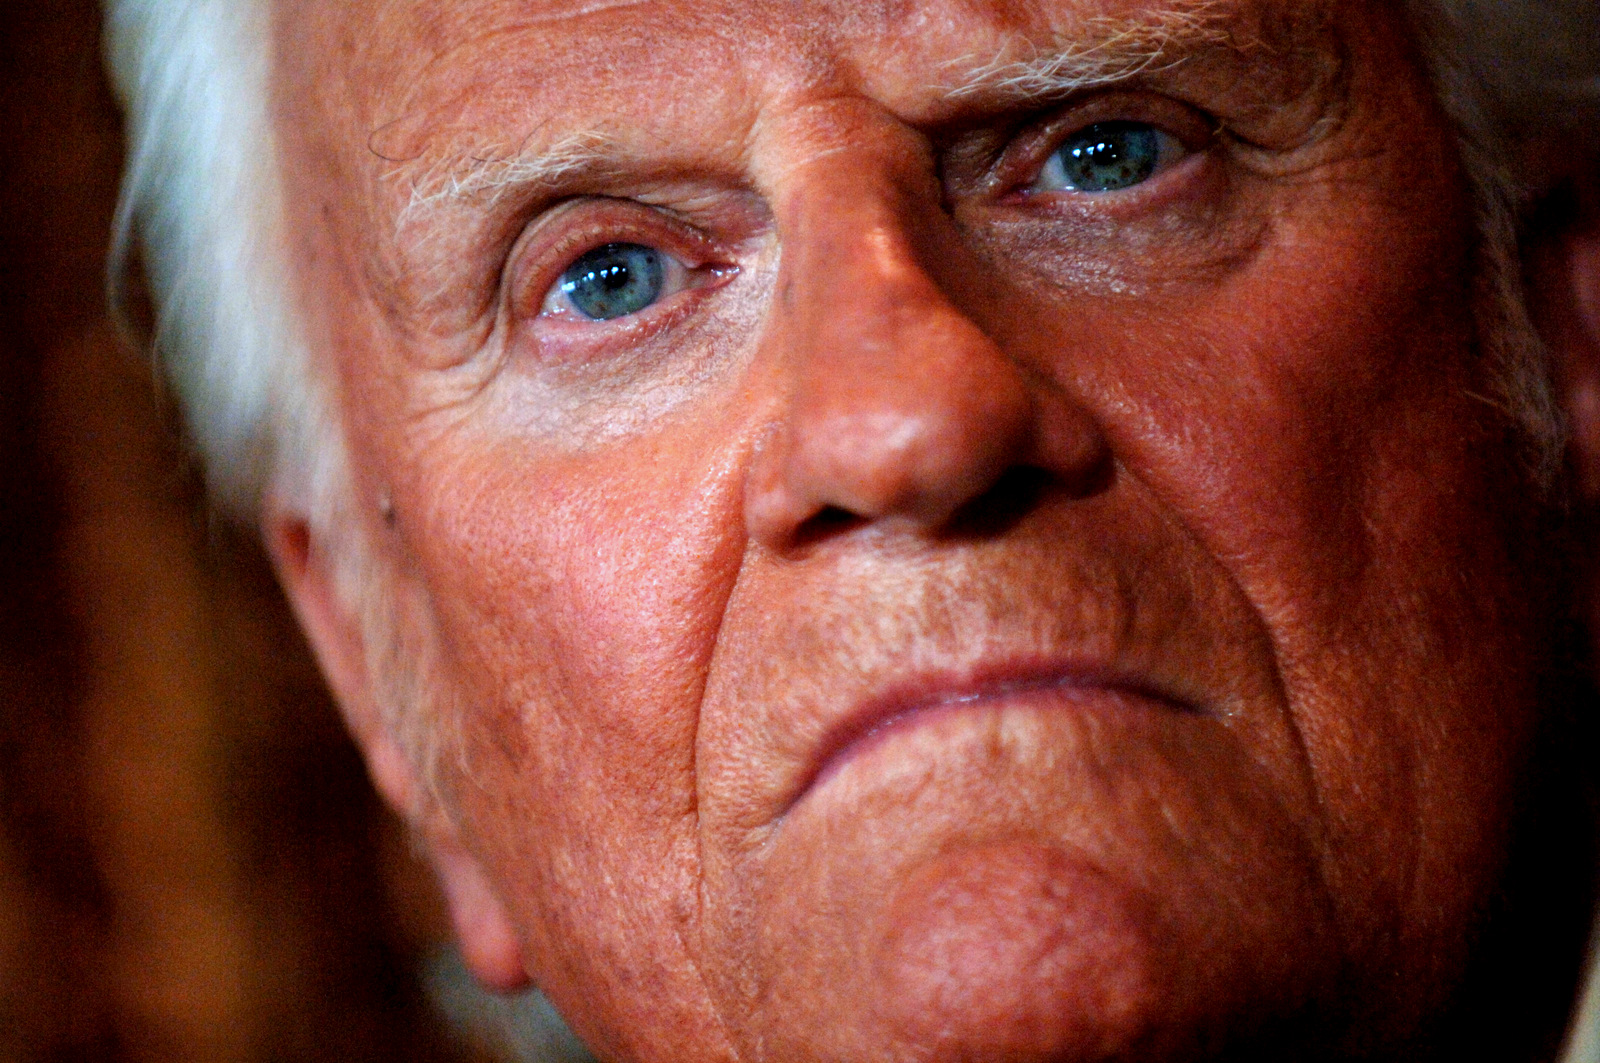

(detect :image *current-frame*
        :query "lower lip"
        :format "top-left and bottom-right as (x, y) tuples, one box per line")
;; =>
(789, 676), (1194, 815)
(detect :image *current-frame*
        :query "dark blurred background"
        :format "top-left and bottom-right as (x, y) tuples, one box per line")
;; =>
(0, 3), (498, 1059)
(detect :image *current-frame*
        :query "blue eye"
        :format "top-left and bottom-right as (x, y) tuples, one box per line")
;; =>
(1037, 121), (1181, 194)
(557, 242), (666, 321)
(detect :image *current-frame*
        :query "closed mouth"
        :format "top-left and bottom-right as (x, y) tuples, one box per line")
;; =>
(782, 661), (1200, 817)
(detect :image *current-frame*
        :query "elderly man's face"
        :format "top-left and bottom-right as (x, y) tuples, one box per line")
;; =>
(269, 0), (1592, 1058)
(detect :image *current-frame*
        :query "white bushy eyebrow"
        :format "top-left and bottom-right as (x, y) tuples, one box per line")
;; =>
(939, 2), (1235, 103)
(400, 129), (622, 220)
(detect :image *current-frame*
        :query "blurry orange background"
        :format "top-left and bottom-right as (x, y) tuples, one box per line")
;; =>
(0, 3), (490, 1060)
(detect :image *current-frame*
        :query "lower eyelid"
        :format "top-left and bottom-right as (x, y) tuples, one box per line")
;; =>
(989, 146), (1218, 224)
(518, 262), (743, 371)
(539, 255), (734, 323)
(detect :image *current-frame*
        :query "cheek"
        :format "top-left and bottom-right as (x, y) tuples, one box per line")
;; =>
(1064, 163), (1543, 972)
(382, 427), (750, 1001)
(404, 431), (743, 804)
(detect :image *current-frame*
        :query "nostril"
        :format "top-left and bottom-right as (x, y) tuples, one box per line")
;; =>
(941, 461), (1110, 541)
(942, 466), (1053, 540)
(791, 505), (868, 550)
(781, 464), (1099, 552)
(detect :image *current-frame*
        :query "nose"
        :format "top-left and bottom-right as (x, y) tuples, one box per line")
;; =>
(744, 147), (1108, 550)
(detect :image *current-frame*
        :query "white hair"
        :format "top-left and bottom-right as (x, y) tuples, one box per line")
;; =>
(106, 0), (448, 789)
(1404, 0), (1600, 482)
(104, 0), (1600, 786)
(109, 0), (307, 514)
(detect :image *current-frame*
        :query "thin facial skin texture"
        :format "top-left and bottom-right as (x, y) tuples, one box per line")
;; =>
(265, 0), (1595, 1060)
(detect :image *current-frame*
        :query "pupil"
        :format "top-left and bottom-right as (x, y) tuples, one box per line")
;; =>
(560, 243), (666, 320)
(1055, 122), (1162, 193)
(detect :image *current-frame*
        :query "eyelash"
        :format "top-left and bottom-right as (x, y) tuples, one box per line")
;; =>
(508, 202), (733, 330)
(1028, 121), (1189, 194)
(540, 241), (696, 322)
(998, 96), (1218, 203)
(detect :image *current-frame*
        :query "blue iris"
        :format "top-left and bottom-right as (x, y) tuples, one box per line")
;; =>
(559, 243), (666, 321)
(1051, 121), (1165, 193)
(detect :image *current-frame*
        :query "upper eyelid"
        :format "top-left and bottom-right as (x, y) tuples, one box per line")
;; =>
(504, 198), (722, 318)
(529, 198), (718, 266)
(958, 92), (1218, 195)
(1031, 101), (1211, 158)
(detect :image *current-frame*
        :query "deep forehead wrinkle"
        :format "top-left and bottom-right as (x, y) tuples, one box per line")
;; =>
(393, 0), (1329, 214)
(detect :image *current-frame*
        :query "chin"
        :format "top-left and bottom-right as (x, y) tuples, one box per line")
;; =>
(870, 840), (1194, 1063)
(702, 705), (1340, 1063)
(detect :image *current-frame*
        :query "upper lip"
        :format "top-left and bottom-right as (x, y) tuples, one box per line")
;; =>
(781, 658), (1200, 816)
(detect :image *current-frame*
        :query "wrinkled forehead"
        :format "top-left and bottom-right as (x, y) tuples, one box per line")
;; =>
(272, 0), (1338, 181)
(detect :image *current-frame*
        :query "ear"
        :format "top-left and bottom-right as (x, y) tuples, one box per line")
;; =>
(262, 499), (532, 992)
(1534, 183), (1600, 498)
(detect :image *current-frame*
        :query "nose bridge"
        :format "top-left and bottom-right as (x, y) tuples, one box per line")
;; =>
(744, 136), (1048, 547)
(784, 158), (967, 362)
